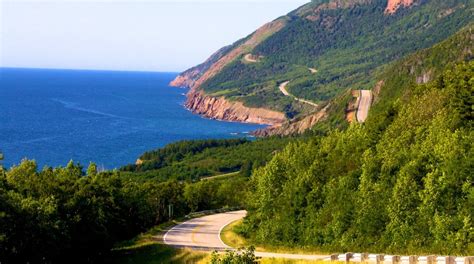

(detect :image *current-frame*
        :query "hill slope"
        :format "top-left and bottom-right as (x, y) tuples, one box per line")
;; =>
(242, 24), (473, 254)
(171, 0), (472, 130)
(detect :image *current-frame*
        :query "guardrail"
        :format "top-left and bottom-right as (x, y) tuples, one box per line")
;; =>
(325, 253), (474, 264)
(185, 207), (243, 219)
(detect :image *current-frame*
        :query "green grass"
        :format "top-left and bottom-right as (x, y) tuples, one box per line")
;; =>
(220, 220), (329, 255)
(260, 260), (336, 264)
(110, 220), (210, 264)
(111, 244), (210, 264)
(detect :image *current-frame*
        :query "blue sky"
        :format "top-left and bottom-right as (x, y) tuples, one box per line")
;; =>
(1, 0), (309, 72)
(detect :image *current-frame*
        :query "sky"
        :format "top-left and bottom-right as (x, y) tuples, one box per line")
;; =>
(1, 0), (309, 72)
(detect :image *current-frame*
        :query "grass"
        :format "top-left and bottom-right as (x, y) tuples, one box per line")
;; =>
(220, 220), (329, 255)
(109, 220), (211, 264)
(260, 260), (335, 264)
(109, 212), (330, 263)
(111, 244), (210, 264)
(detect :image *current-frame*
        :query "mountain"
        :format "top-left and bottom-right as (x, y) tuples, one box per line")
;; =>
(243, 24), (473, 254)
(171, 0), (472, 132)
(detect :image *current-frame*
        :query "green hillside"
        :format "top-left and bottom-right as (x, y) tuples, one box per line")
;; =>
(241, 25), (473, 254)
(196, 0), (472, 117)
(1, 1), (473, 263)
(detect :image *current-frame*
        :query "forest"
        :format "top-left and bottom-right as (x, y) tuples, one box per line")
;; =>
(240, 27), (473, 254)
(0, 159), (252, 263)
(199, 0), (472, 116)
(0, 3), (472, 263)
(120, 137), (293, 182)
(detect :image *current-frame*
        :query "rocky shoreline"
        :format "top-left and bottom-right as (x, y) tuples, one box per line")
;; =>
(184, 91), (286, 126)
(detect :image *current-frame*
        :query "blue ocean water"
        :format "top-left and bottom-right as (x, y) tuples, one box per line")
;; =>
(0, 68), (264, 169)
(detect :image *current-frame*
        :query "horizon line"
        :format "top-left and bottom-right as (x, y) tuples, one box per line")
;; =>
(0, 66), (182, 74)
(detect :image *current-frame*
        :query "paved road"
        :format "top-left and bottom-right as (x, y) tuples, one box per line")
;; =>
(279, 81), (318, 107)
(356, 90), (372, 123)
(164, 210), (246, 251)
(244, 54), (259, 63)
(279, 81), (291, 96)
(164, 210), (330, 260)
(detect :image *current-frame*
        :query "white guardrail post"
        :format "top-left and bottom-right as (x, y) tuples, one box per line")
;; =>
(327, 253), (473, 264)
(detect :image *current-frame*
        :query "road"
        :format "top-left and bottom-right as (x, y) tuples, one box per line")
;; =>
(279, 81), (291, 96)
(356, 90), (372, 123)
(279, 81), (318, 107)
(244, 54), (259, 63)
(164, 210), (246, 251)
(164, 210), (330, 260)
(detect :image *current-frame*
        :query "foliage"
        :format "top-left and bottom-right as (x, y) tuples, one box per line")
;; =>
(120, 137), (292, 182)
(198, 0), (472, 117)
(241, 32), (474, 255)
(210, 247), (258, 264)
(0, 159), (250, 263)
(109, 221), (210, 264)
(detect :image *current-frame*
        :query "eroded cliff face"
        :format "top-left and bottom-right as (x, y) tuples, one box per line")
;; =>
(185, 91), (286, 126)
(170, 18), (287, 91)
(169, 17), (289, 127)
(189, 18), (287, 91)
(169, 68), (201, 88)
(253, 105), (330, 137)
(299, 0), (372, 21)
(169, 45), (234, 88)
(385, 0), (415, 14)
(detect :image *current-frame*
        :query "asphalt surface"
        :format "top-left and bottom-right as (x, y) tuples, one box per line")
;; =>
(163, 210), (330, 260)
(356, 90), (372, 123)
(164, 210), (246, 251)
(279, 81), (318, 107)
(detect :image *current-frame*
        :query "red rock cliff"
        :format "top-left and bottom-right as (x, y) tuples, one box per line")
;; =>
(185, 91), (286, 126)
(385, 0), (415, 14)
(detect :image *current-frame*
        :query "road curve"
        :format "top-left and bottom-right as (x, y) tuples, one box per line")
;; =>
(356, 90), (373, 123)
(279, 81), (318, 107)
(164, 210), (330, 260)
(164, 210), (246, 251)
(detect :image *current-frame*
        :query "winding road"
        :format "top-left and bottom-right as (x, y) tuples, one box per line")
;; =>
(356, 90), (373, 123)
(279, 81), (319, 107)
(163, 211), (472, 263)
(164, 210), (330, 260)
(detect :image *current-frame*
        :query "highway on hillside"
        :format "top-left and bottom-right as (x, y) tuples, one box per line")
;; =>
(163, 210), (330, 260)
(279, 81), (319, 107)
(356, 90), (373, 123)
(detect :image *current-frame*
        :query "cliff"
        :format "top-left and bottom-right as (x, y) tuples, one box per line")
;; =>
(385, 0), (415, 14)
(169, 0), (471, 135)
(170, 17), (289, 126)
(252, 104), (329, 136)
(185, 91), (286, 126)
(169, 45), (234, 88)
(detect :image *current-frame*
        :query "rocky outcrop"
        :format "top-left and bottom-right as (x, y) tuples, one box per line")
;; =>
(169, 68), (201, 88)
(170, 18), (287, 91)
(189, 18), (287, 91)
(416, 70), (432, 84)
(299, 0), (372, 21)
(345, 90), (361, 123)
(169, 17), (288, 126)
(185, 91), (286, 126)
(385, 0), (415, 14)
(170, 45), (234, 88)
(253, 104), (330, 137)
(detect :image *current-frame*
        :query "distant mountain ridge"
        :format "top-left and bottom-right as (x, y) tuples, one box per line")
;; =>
(171, 0), (473, 133)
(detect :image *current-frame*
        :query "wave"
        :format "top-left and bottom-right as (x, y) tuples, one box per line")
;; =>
(51, 98), (122, 119)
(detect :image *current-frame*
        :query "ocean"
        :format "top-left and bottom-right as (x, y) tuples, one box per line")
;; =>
(0, 68), (264, 169)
